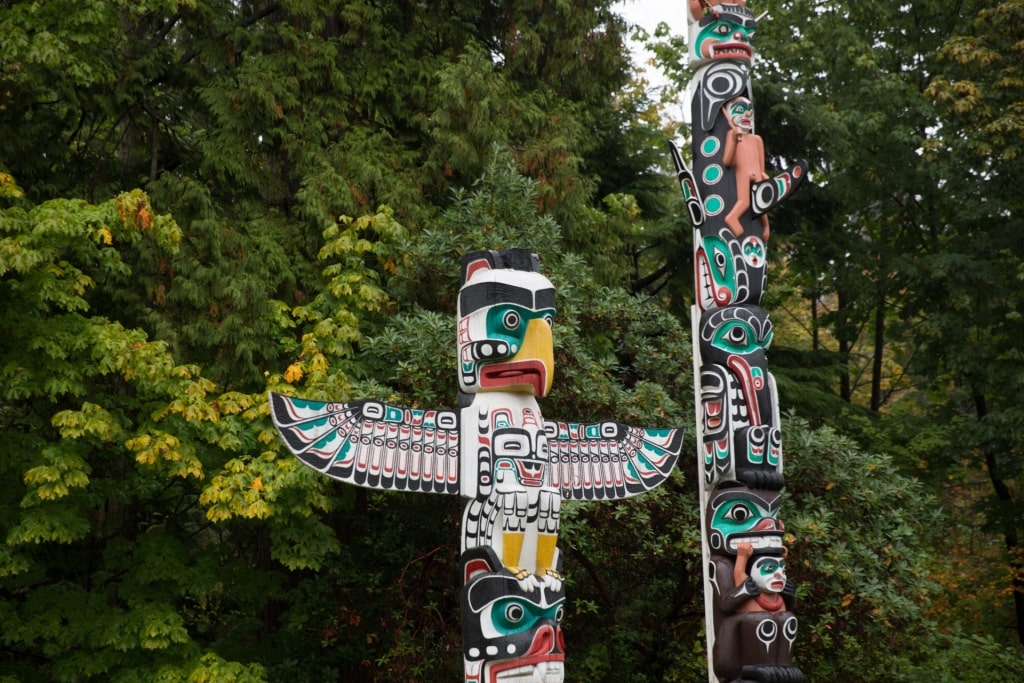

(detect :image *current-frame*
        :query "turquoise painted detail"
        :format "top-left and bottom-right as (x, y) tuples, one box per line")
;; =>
(705, 195), (724, 215)
(710, 498), (775, 537)
(484, 304), (555, 355)
(703, 164), (723, 184)
(491, 597), (563, 635)
(710, 319), (765, 355)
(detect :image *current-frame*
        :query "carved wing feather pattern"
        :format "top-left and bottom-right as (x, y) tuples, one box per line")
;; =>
(545, 420), (683, 501)
(268, 392), (460, 494)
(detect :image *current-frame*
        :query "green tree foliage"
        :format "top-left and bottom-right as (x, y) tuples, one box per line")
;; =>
(746, 0), (1024, 656)
(645, 0), (1024, 668)
(3, 0), (1022, 679)
(1, 0), (652, 388)
(910, 0), (1024, 647)
(301, 151), (699, 680)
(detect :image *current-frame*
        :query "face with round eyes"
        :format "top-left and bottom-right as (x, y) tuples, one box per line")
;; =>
(750, 556), (787, 593)
(693, 11), (755, 62)
(463, 570), (566, 666)
(707, 488), (784, 554)
(457, 268), (556, 395)
(741, 235), (765, 268)
(484, 596), (565, 637)
(727, 98), (754, 133)
(485, 305), (555, 354)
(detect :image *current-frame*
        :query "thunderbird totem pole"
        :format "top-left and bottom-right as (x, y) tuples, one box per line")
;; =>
(670, 2), (807, 682)
(269, 248), (682, 683)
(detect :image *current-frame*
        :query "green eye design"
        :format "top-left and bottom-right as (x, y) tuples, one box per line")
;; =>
(710, 319), (772, 355)
(724, 502), (753, 524)
(504, 603), (525, 624)
(712, 321), (754, 353)
(711, 499), (771, 535)
(489, 597), (562, 635)
(502, 309), (521, 331)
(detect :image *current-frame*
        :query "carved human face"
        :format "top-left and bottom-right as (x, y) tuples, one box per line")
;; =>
(750, 555), (787, 594)
(727, 98), (754, 133)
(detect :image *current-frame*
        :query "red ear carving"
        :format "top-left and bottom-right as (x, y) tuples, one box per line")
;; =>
(463, 258), (492, 282)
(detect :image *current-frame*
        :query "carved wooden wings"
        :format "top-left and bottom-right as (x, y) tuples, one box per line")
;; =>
(269, 393), (461, 494)
(268, 392), (682, 501)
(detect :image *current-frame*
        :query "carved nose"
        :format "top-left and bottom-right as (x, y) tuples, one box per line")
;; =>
(527, 624), (561, 656)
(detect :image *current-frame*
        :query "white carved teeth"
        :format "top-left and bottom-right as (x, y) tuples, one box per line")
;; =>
(729, 535), (783, 551)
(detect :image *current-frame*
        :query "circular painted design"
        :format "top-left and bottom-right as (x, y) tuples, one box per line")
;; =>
(704, 195), (725, 216)
(703, 164), (723, 184)
(701, 137), (721, 157)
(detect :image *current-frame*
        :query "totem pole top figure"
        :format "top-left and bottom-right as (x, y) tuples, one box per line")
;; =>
(688, 0), (758, 68)
(457, 249), (555, 398)
(269, 248), (683, 683)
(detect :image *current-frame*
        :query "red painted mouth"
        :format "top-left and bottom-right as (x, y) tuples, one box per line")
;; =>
(712, 42), (753, 60)
(515, 460), (545, 487)
(480, 361), (547, 396)
(487, 627), (564, 681)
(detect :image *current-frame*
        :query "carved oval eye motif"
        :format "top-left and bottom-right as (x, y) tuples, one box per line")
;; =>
(726, 326), (748, 345)
(543, 313), (554, 327)
(715, 23), (731, 36)
(711, 319), (765, 355)
(724, 502), (753, 523)
(502, 310), (521, 330)
(504, 603), (525, 624)
(714, 249), (729, 272)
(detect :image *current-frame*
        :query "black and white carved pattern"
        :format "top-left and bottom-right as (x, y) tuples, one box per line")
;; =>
(545, 421), (683, 501)
(268, 392), (460, 494)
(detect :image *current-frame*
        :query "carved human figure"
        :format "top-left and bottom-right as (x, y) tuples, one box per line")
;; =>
(704, 497), (798, 683)
(722, 97), (770, 240)
(734, 542), (788, 612)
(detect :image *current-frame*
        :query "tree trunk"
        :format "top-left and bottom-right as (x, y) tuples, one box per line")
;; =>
(838, 289), (852, 402)
(976, 393), (1024, 646)
(870, 284), (885, 412)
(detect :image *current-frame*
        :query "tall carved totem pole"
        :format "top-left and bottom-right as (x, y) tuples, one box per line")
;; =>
(269, 248), (682, 683)
(671, 2), (807, 682)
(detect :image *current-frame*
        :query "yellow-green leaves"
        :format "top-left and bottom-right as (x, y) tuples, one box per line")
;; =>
(22, 449), (91, 503)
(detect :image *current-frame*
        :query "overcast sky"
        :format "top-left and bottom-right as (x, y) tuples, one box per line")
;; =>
(614, 0), (689, 118)
(615, 0), (687, 37)
(614, 0), (688, 89)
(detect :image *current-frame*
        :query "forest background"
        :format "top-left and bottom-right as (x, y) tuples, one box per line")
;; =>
(2, 0), (1023, 681)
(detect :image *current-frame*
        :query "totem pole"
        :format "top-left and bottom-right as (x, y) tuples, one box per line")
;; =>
(670, 2), (807, 682)
(269, 248), (683, 683)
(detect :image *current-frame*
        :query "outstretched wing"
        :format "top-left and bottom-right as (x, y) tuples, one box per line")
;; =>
(268, 392), (460, 494)
(545, 420), (683, 501)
